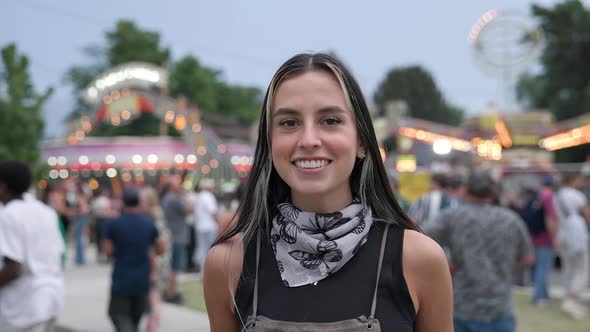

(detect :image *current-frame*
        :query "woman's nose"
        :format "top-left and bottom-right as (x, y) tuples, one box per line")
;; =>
(298, 125), (321, 149)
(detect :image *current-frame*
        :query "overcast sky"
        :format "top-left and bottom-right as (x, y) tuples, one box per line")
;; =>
(1, 0), (572, 138)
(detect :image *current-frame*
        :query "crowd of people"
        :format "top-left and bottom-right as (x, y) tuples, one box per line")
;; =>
(0, 159), (242, 332)
(405, 166), (590, 325)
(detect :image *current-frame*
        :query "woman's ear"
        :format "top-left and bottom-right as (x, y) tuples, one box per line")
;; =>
(357, 146), (366, 159)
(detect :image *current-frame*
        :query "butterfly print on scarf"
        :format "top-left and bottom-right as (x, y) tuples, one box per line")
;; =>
(278, 203), (301, 220)
(276, 216), (300, 244)
(270, 234), (281, 255)
(288, 240), (343, 270)
(299, 212), (352, 240)
(352, 209), (367, 234)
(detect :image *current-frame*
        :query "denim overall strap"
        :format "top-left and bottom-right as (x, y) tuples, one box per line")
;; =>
(369, 223), (390, 319)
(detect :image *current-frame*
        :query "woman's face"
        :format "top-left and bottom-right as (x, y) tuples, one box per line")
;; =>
(270, 70), (364, 210)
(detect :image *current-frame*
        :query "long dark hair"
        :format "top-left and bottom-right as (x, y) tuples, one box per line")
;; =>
(213, 53), (420, 247)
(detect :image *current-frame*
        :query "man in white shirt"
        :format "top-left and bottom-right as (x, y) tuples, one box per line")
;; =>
(0, 160), (65, 332)
(192, 178), (218, 273)
(555, 173), (590, 319)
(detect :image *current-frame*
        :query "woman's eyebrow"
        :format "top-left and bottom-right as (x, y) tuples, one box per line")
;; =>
(272, 106), (347, 118)
(316, 106), (347, 115)
(272, 108), (300, 118)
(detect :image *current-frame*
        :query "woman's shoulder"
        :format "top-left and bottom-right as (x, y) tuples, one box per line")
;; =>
(401, 229), (450, 312)
(204, 235), (244, 331)
(205, 234), (244, 280)
(204, 235), (244, 296)
(402, 229), (448, 276)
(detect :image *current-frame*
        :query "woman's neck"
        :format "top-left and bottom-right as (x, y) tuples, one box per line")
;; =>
(291, 190), (353, 213)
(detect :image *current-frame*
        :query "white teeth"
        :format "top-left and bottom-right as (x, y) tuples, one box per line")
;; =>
(295, 160), (329, 169)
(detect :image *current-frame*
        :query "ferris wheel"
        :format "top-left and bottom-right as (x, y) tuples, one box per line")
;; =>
(469, 9), (545, 112)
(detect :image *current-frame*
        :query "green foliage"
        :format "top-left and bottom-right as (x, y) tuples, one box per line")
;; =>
(215, 82), (262, 125)
(169, 54), (262, 126)
(106, 20), (170, 67)
(0, 43), (52, 171)
(169, 55), (221, 115)
(517, 0), (590, 161)
(373, 66), (463, 126)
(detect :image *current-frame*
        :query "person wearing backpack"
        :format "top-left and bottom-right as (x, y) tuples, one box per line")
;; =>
(519, 176), (559, 307)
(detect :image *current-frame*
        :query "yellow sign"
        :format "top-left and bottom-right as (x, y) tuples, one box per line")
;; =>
(479, 112), (498, 131)
(399, 172), (431, 203)
(512, 134), (540, 146)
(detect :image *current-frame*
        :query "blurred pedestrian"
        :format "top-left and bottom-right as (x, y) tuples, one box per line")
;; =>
(445, 173), (466, 206)
(66, 179), (90, 266)
(90, 188), (113, 263)
(555, 173), (590, 319)
(191, 178), (218, 273)
(518, 176), (559, 307)
(216, 182), (240, 238)
(0, 160), (65, 332)
(140, 186), (171, 332)
(408, 172), (454, 226)
(425, 169), (534, 332)
(49, 181), (74, 246)
(103, 188), (164, 332)
(160, 176), (192, 303)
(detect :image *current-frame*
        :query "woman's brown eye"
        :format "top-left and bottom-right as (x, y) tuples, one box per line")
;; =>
(280, 120), (298, 127)
(322, 118), (342, 126)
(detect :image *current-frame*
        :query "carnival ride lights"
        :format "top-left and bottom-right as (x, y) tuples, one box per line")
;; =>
(474, 139), (502, 161)
(495, 119), (513, 148)
(86, 65), (163, 101)
(396, 156), (417, 173)
(468, 9), (498, 43)
(539, 124), (590, 151)
(398, 127), (472, 152)
(67, 62), (253, 190)
(46, 153), (252, 178)
(399, 127), (503, 161)
(186, 154), (198, 164)
(432, 140), (452, 155)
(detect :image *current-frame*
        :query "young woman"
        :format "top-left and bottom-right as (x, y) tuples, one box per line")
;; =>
(204, 53), (453, 332)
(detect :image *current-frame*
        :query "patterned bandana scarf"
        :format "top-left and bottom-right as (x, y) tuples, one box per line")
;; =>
(270, 200), (373, 287)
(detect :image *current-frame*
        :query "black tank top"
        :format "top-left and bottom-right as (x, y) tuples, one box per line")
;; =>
(235, 222), (416, 331)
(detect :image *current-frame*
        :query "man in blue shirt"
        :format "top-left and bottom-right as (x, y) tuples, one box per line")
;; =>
(103, 188), (164, 332)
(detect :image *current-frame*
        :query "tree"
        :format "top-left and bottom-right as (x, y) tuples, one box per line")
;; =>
(169, 55), (262, 126)
(169, 55), (221, 115)
(106, 21), (170, 67)
(0, 44), (52, 167)
(373, 66), (463, 126)
(517, 0), (590, 161)
(215, 83), (262, 125)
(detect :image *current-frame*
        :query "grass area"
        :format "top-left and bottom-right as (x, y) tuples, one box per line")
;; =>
(178, 278), (207, 313)
(56, 327), (76, 332)
(513, 292), (590, 332)
(179, 280), (589, 331)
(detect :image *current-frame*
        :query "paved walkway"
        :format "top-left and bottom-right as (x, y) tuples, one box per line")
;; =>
(58, 258), (210, 332)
